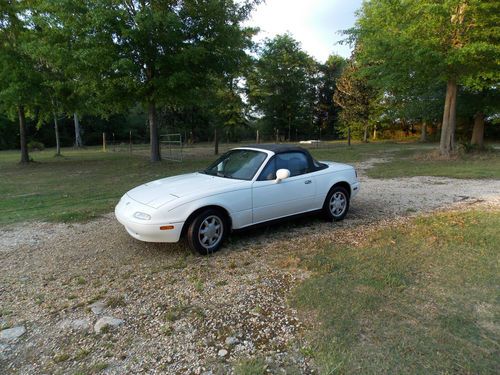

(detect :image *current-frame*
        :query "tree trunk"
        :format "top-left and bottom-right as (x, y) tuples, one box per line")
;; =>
(74, 112), (83, 147)
(373, 124), (377, 140)
(149, 101), (161, 162)
(214, 127), (219, 155)
(18, 105), (30, 163)
(363, 125), (368, 143)
(470, 112), (485, 148)
(53, 112), (61, 156)
(439, 79), (458, 156)
(420, 120), (427, 142)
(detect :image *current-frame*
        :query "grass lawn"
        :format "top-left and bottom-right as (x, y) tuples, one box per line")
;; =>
(0, 141), (408, 226)
(0, 141), (498, 225)
(0, 148), (210, 225)
(368, 147), (500, 179)
(307, 141), (422, 163)
(293, 209), (500, 374)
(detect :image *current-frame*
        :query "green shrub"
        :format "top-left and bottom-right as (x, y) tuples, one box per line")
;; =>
(27, 140), (45, 151)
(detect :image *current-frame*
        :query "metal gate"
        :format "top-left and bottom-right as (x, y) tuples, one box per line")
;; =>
(160, 133), (183, 162)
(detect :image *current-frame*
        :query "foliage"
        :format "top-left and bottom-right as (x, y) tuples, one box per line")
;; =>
(1, 0), (259, 160)
(346, 0), (500, 154)
(314, 55), (347, 139)
(27, 140), (45, 151)
(0, 2), (43, 117)
(333, 57), (381, 141)
(247, 34), (319, 141)
(0, 1), (46, 162)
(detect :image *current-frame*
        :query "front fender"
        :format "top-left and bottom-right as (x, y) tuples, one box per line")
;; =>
(158, 188), (253, 229)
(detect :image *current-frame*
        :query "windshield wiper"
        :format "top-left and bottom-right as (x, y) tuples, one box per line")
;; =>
(216, 171), (232, 178)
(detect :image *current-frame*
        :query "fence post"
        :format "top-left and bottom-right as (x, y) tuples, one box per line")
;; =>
(129, 130), (132, 153)
(256, 129), (259, 144)
(112, 132), (115, 152)
(102, 132), (106, 152)
(214, 128), (219, 155)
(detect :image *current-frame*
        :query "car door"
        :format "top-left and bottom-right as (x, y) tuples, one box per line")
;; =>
(251, 152), (316, 223)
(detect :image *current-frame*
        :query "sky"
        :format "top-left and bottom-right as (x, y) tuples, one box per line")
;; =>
(246, 0), (364, 63)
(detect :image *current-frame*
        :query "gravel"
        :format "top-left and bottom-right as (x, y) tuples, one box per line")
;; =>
(1, 164), (499, 374)
(94, 317), (124, 334)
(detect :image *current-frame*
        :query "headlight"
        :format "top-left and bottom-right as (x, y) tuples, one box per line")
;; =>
(133, 212), (151, 220)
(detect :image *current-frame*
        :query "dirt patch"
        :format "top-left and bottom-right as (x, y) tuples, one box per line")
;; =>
(1, 173), (499, 374)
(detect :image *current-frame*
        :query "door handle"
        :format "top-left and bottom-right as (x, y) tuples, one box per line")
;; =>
(304, 180), (312, 184)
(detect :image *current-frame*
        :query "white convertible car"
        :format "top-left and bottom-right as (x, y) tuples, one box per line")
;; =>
(115, 145), (360, 254)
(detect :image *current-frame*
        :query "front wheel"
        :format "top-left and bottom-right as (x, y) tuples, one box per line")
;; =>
(323, 186), (350, 221)
(187, 209), (227, 255)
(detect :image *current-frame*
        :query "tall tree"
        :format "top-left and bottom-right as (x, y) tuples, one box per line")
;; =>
(69, 0), (258, 162)
(247, 34), (319, 141)
(0, 1), (43, 163)
(333, 58), (380, 142)
(348, 0), (500, 156)
(315, 54), (347, 139)
(28, 0), (100, 151)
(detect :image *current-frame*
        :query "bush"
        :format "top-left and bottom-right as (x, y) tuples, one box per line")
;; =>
(27, 140), (45, 151)
(458, 141), (495, 154)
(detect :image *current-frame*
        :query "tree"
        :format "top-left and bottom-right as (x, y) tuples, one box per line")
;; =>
(0, 1), (44, 163)
(64, 0), (258, 162)
(315, 55), (347, 139)
(348, 0), (500, 156)
(247, 34), (319, 141)
(333, 57), (380, 143)
(458, 87), (499, 148)
(28, 0), (101, 151)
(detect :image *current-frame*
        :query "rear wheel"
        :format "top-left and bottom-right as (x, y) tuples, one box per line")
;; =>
(323, 186), (350, 221)
(187, 209), (227, 255)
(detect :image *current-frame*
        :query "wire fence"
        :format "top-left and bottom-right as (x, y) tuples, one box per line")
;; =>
(99, 130), (364, 162)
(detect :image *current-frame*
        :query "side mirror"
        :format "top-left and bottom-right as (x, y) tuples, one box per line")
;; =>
(275, 168), (290, 183)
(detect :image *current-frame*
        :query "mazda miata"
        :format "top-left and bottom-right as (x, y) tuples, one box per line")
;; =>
(115, 144), (360, 254)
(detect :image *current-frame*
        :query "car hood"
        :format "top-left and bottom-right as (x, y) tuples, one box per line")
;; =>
(126, 172), (245, 209)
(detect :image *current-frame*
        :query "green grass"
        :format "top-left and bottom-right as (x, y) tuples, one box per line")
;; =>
(0, 147), (209, 226)
(308, 140), (421, 163)
(234, 357), (267, 375)
(1, 142), (498, 225)
(0, 142), (400, 226)
(368, 148), (500, 179)
(292, 210), (500, 374)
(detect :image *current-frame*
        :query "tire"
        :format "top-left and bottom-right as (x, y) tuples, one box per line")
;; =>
(323, 186), (350, 221)
(187, 209), (227, 255)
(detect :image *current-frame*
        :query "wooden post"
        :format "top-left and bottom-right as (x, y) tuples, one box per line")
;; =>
(256, 129), (260, 144)
(214, 128), (219, 155)
(129, 130), (132, 153)
(112, 132), (116, 152)
(347, 127), (351, 146)
(102, 132), (106, 152)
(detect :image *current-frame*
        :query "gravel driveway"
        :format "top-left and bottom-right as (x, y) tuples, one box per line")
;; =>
(1, 164), (499, 374)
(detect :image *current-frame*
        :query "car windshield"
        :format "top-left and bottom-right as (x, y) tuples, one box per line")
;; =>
(202, 149), (267, 181)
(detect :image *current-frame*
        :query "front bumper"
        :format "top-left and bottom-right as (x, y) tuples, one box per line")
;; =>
(114, 197), (184, 243)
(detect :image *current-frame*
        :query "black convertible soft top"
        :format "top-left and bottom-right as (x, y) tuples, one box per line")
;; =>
(241, 144), (309, 155)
